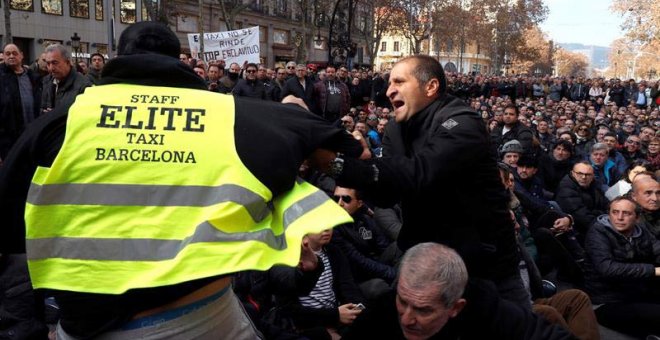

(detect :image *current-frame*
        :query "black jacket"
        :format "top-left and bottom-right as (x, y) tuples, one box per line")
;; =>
(584, 215), (660, 304)
(538, 152), (574, 194)
(272, 243), (365, 329)
(491, 121), (535, 155)
(0, 54), (362, 338)
(232, 78), (268, 100)
(331, 212), (396, 283)
(555, 174), (608, 235)
(344, 279), (576, 340)
(281, 76), (315, 110)
(0, 64), (43, 159)
(337, 94), (519, 281)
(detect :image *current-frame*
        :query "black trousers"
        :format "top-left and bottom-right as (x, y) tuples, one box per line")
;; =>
(596, 302), (660, 338)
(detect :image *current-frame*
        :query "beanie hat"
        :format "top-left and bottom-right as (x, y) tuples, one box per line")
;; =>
(500, 140), (523, 155)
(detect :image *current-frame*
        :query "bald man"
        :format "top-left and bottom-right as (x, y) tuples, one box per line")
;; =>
(0, 43), (42, 159)
(631, 177), (660, 238)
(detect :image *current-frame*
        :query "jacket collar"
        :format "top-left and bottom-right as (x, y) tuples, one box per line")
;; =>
(100, 54), (206, 90)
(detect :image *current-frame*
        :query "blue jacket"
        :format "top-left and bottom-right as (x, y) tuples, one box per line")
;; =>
(587, 157), (619, 193)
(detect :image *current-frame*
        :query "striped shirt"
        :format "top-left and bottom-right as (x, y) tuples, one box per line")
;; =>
(299, 249), (336, 309)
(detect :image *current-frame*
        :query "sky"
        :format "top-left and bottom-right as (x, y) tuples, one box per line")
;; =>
(539, 0), (625, 47)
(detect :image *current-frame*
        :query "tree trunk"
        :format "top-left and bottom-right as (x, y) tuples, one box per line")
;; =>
(3, 0), (12, 45)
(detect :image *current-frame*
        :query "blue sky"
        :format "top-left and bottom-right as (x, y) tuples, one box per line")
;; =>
(539, 0), (625, 47)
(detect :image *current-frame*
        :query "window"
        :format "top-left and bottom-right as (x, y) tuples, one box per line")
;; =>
(41, 39), (63, 48)
(393, 41), (399, 52)
(95, 0), (102, 20)
(273, 30), (288, 45)
(42, 0), (62, 14)
(120, 0), (136, 23)
(70, 0), (89, 18)
(11, 0), (33, 11)
(95, 43), (108, 56)
(380, 41), (386, 52)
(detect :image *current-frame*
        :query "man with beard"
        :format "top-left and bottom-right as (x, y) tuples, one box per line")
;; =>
(313, 66), (350, 122)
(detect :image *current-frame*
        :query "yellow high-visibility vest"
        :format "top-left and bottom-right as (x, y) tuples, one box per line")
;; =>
(24, 84), (351, 294)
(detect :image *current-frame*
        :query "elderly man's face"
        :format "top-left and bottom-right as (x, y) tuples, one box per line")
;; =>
(632, 179), (660, 211)
(46, 49), (72, 81)
(3, 44), (23, 70)
(590, 149), (608, 166)
(396, 277), (464, 340)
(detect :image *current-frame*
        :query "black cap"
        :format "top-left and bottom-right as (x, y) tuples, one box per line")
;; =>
(517, 155), (538, 168)
(117, 21), (180, 59)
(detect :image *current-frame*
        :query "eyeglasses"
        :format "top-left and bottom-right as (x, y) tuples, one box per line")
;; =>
(341, 120), (352, 125)
(332, 195), (353, 204)
(626, 139), (640, 145)
(246, 69), (257, 73)
(287, 66), (296, 69)
(573, 171), (593, 178)
(578, 127), (589, 131)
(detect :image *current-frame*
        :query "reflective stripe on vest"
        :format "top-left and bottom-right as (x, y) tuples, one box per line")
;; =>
(25, 84), (352, 294)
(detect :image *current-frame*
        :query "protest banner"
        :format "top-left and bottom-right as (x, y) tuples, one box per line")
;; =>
(188, 26), (260, 64)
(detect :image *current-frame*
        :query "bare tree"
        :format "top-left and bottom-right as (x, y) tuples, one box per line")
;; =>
(354, 0), (396, 63)
(216, 0), (253, 31)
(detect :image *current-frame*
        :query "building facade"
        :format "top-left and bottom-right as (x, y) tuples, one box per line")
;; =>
(374, 30), (493, 75)
(1, 0), (372, 68)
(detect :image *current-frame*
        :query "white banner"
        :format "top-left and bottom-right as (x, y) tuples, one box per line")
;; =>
(187, 27), (260, 65)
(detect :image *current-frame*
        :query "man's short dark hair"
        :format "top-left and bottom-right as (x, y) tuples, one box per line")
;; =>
(118, 21), (180, 58)
(517, 155), (538, 168)
(398, 55), (447, 95)
(609, 196), (640, 216)
(246, 63), (258, 70)
(504, 104), (519, 116)
(90, 52), (105, 63)
(553, 139), (574, 155)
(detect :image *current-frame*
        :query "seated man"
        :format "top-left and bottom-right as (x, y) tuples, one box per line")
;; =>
(556, 161), (609, 239)
(583, 197), (660, 338)
(586, 143), (620, 193)
(271, 229), (366, 339)
(331, 186), (397, 298)
(344, 243), (575, 339)
(500, 139), (523, 168)
(631, 177), (660, 239)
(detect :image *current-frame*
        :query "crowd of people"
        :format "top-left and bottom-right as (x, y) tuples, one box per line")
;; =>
(1, 21), (660, 340)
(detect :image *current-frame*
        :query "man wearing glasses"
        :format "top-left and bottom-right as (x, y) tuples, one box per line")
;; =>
(331, 186), (397, 299)
(282, 64), (314, 110)
(556, 161), (608, 237)
(285, 61), (297, 79)
(621, 135), (645, 167)
(232, 63), (267, 100)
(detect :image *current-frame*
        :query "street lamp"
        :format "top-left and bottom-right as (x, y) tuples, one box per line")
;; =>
(71, 32), (81, 66)
(503, 54), (512, 76)
(534, 67), (542, 77)
(648, 68), (657, 80)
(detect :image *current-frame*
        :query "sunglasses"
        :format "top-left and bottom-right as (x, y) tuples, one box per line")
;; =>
(287, 66), (296, 69)
(246, 69), (257, 73)
(578, 127), (588, 131)
(626, 140), (640, 145)
(332, 195), (353, 204)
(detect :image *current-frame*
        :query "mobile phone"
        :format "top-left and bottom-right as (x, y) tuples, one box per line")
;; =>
(355, 303), (366, 310)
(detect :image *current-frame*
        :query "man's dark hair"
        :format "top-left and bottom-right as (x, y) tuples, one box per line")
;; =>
(603, 131), (617, 139)
(609, 196), (640, 216)
(553, 139), (574, 155)
(517, 155), (538, 168)
(90, 52), (105, 63)
(504, 104), (519, 116)
(398, 55), (447, 95)
(246, 63), (258, 70)
(117, 21), (180, 58)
